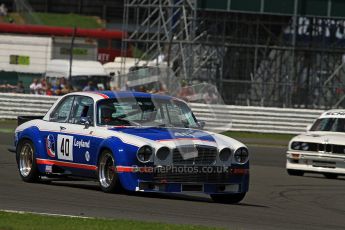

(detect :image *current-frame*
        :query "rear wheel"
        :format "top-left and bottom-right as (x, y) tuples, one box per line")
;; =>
(287, 169), (304, 176)
(323, 173), (338, 179)
(98, 150), (122, 193)
(16, 140), (39, 182)
(211, 193), (246, 204)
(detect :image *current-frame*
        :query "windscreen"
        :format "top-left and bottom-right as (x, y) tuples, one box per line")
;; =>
(310, 118), (345, 132)
(97, 97), (198, 128)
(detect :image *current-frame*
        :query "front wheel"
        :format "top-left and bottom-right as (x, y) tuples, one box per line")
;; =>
(287, 169), (304, 176)
(210, 193), (246, 204)
(16, 140), (39, 182)
(98, 150), (122, 193)
(323, 173), (338, 179)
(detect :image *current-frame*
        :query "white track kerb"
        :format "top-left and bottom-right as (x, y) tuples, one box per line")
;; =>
(0, 209), (93, 219)
(0, 93), (324, 134)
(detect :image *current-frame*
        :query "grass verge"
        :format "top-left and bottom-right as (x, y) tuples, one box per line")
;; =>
(27, 13), (102, 28)
(0, 211), (220, 230)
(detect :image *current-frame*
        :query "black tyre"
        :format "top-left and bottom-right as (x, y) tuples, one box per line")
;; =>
(287, 169), (304, 176)
(98, 150), (122, 193)
(16, 140), (39, 182)
(211, 193), (246, 204)
(323, 173), (338, 179)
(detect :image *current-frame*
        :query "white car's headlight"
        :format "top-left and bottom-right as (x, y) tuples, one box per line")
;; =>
(137, 145), (153, 163)
(233, 148), (249, 164)
(291, 142), (301, 150)
(301, 142), (309, 151)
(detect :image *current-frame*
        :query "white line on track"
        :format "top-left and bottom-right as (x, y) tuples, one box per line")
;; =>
(0, 209), (93, 219)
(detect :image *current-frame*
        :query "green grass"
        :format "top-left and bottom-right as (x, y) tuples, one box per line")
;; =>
(0, 120), (16, 133)
(0, 211), (220, 230)
(31, 13), (103, 28)
(222, 131), (294, 141)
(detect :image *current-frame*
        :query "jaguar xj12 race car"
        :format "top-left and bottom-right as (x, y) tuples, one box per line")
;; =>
(12, 91), (249, 203)
(286, 110), (345, 179)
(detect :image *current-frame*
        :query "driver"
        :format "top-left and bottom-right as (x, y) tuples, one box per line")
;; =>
(100, 106), (116, 125)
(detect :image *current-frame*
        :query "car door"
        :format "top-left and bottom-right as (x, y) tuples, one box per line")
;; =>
(42, 95), (98, 176)
(66, 95), (99, 173)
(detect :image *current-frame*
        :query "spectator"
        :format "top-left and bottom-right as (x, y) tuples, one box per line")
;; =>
(52, 80), (61, 92)
(45, 83), (53, 96)
(29, 78), (42, 94)
(39, 78), (47, 95)
(0, 4), (8, 16)
(15, 81), (25, 94)
(83, 81), (96, 91)
(61, 84), (73, 95)
(60, 78), (66, 89)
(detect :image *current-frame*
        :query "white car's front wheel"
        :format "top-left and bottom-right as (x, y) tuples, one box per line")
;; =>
(323, 173), (338, 179)
(287, 169), (304, 176)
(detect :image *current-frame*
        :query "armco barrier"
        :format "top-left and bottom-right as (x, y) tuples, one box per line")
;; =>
(0, 93), (324, 134)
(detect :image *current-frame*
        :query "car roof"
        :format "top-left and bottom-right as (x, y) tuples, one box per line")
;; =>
(319, 109), (345, 118)
(67, 91), (176, 101)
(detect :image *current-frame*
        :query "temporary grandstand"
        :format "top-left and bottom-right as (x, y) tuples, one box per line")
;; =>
(122, 0), (345, 109)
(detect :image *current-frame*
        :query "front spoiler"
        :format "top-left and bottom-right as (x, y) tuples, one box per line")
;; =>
(136, 181), (247, 194)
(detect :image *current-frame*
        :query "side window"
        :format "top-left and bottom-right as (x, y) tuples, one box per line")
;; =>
(50, 96), (75, 123)
(69, 96), (94, 125)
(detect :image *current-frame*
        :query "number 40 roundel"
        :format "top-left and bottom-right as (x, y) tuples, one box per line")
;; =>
(57, 134), (74, 161)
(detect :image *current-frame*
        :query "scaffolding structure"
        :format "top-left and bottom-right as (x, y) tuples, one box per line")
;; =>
(121, 0), (225, 82)
(121, 0), (345, 109)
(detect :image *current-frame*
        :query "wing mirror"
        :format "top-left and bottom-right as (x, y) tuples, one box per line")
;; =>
(80, 117), (92, 129)
(197, 121), (206, 129)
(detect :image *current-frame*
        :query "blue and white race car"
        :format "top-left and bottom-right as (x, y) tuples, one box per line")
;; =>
(13, 91), (249, 204)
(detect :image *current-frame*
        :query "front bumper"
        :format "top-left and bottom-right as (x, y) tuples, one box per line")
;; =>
(286, 151), (345, 175)
(118, 165), (250, 194)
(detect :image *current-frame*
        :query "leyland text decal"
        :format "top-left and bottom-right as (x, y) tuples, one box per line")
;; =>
(74, 139), (90, 148)
(57, 134), (73, 161)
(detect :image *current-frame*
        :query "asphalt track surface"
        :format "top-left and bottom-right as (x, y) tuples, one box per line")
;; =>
(0, 133), (344, 230)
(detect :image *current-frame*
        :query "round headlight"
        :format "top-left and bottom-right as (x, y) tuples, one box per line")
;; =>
(137, 145), (153, 163)
(219, 148), (232, 162)
(301, 142), (309, 151)
(291, 142), (301, 150)
(156, 147), (170, 161)
(233, 148), (249, 164)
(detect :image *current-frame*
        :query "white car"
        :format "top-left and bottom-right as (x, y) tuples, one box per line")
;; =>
(286, 110), (345, 179)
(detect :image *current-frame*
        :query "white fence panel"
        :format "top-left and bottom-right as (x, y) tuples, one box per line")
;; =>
(0, 93), (324, 134)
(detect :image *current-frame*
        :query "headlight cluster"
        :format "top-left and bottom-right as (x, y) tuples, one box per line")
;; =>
(291, 142), (309, 151)
(233, 148), (249, 164)
(137, 146), (171, 163)
(136, 145), (153, 163)
(219, 148), (232, 162)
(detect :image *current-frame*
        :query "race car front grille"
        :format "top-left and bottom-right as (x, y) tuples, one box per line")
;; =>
(172, 145), (217, 165)
(332, 145), (345, 154)
(299, 142), (345, 154)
